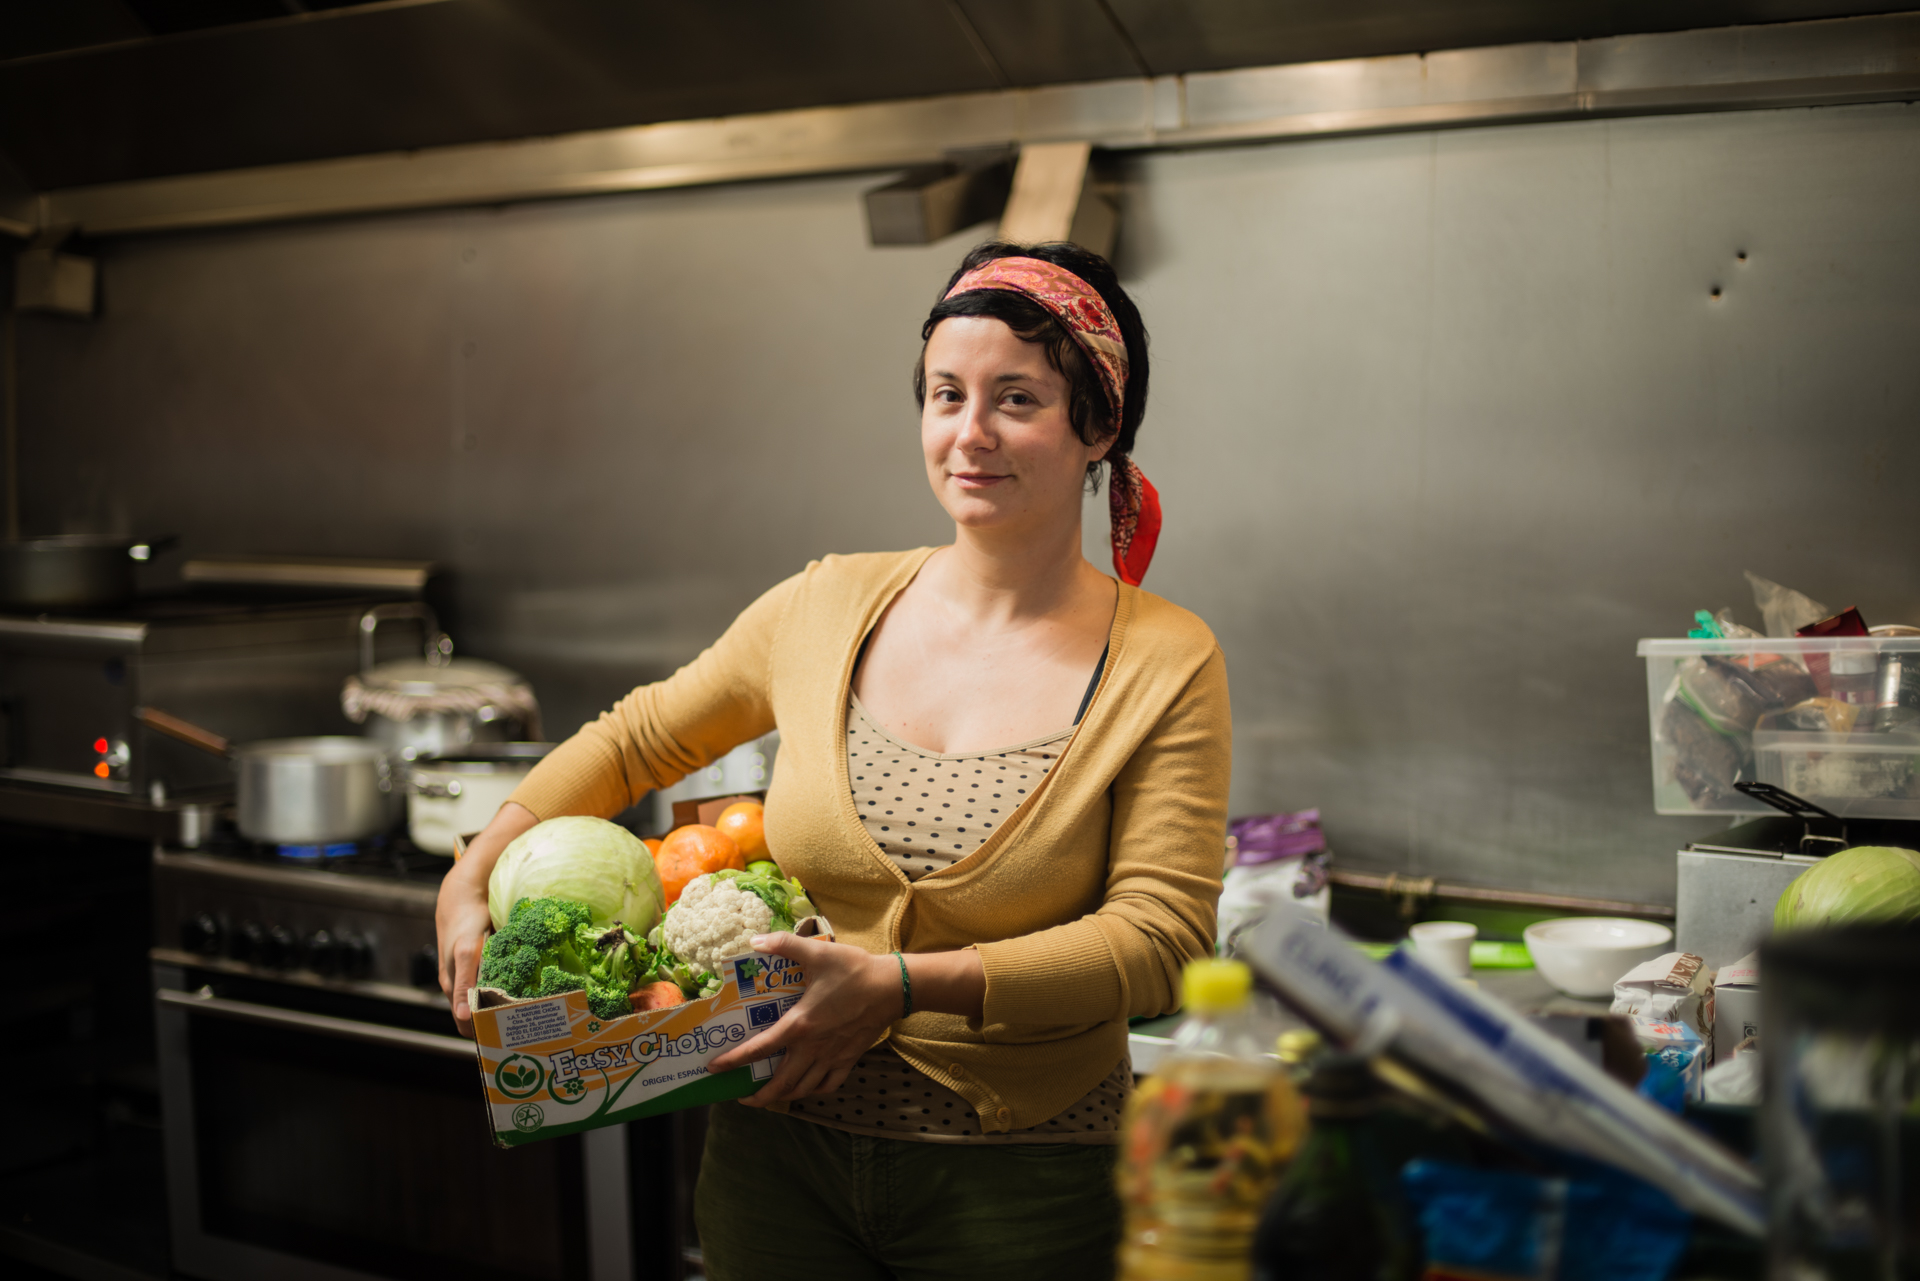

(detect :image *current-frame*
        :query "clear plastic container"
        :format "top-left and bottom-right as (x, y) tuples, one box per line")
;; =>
(1117, 960), (1306, 1281)
(1638, 636), (1920, 819)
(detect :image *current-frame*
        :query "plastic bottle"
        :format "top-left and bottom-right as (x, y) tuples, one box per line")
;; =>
(1118, 959), (1306, 1281)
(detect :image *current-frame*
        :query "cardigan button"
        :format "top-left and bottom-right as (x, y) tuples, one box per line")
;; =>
(949, 1063), (964, 1075)
(995, 1107), (1011, 1124)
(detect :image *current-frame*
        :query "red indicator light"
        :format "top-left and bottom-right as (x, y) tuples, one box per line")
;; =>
(94, 737), (110, 754)
(94, 762), (111, 779)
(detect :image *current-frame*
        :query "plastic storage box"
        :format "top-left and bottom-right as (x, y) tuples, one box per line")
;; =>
(1638, 635), (1920, 818)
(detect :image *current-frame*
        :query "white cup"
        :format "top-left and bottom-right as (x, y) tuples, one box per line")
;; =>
(1409, 920), (1477, 978)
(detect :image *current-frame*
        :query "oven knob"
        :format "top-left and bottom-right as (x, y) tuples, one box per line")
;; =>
(306, 930), (338, 977)
(263, 925), (296, 969)
(232, 922), (265, 965)
(409, 944), (440, 990)
(180, 913), (224, 957)
(339, 933), (373, 980)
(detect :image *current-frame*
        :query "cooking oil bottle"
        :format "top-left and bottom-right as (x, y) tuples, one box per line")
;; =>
(1118, 959), (1307, 1281)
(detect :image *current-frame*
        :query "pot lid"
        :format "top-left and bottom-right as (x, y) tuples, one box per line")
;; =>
(359, 657), (525, 695)
(342, 658), (539, 729)
(415, 742), (555, 766)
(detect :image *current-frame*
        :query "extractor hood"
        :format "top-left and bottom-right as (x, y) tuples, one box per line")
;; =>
(2, 0), (1912, 193)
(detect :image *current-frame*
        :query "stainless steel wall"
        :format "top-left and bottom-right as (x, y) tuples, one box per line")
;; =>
(22, 102), (1920, 902)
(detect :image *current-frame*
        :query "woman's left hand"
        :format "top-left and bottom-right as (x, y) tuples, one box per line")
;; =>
(707, 932), (901, 1106)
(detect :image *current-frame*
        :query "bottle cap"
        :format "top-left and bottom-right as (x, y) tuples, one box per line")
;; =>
(1276, 1029), (1321, 1064)
(1182, 958), (1252, 1013)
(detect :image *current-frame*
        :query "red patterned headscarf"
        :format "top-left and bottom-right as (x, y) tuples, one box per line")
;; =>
(943, 256), (1162, 587)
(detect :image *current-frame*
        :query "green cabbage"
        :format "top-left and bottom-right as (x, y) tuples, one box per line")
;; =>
(487, 816), (665, 934)
(1774, 845), (1920, 932)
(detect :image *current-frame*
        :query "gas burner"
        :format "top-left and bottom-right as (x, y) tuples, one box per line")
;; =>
(188, 827), (450, 884)
(274, 840), (367, 861)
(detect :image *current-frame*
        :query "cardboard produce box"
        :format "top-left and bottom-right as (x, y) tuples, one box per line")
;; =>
(471, 947), (808, 1147)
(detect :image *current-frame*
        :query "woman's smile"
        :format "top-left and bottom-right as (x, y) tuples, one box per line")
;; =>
(920, 314), (1107, 535)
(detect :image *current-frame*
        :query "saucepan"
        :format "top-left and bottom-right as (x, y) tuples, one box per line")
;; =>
(0, 534), (178, 610)
(136, 707), (392, 846)
(407, 742), (552, 856)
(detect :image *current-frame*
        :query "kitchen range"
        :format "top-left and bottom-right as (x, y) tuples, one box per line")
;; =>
(0, 557), (711, 1281)
(147, 834), (682, 1281)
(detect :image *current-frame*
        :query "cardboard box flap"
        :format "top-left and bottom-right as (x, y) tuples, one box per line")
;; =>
(1715, 951), (1760, 989)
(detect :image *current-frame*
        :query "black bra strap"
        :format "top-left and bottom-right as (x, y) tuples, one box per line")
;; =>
(1075, 643), (1110, 725)
(856, 631), (1108, 725)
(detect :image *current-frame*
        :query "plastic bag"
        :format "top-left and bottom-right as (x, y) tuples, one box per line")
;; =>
(1401, 1159), (1693, 1281)
(1219, 812), (1331, 953)
(1712, 608), (1763, 640)
(1756, 698), (1861, 735)
(1745, 571), (1830, 639)
(1701, 1046), (1762, 1106)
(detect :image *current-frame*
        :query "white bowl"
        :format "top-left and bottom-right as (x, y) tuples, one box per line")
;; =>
(1523, 917), (1674, 999)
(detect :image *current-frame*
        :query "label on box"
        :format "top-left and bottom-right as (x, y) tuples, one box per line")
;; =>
(471, 951), (807, 1147)
(495, 998), (573, 1049)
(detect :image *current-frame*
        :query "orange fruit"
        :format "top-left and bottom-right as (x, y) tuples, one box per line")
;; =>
(715, 800), (769, 862)
(643, 837), (663, 855)
(631, 980), (687, 1011)
(656, 823), (744, 904)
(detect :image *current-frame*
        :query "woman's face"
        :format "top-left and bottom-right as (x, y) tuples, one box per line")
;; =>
(921, 316), (1110, 537)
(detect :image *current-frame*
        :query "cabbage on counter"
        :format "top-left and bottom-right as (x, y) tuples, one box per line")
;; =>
(1775, 844), (1920, 931)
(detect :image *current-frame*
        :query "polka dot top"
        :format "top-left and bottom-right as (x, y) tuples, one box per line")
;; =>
(786, 1044), (1132, 1145)
(846, 694), (1072, 882)
(785, 661), (1130, 1145)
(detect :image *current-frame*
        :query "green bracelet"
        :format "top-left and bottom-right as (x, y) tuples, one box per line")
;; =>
(893, 951), (913, 1018)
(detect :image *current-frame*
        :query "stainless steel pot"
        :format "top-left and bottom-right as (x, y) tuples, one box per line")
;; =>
(238, 737), (392, 845)
(343, 604), (539, 762)
(136, 708), (393, 846)
(407, 742), (552, 855)
(0, 534), (175, 609)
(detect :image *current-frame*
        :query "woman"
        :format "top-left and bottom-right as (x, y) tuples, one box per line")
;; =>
(435, 241), (1231, 1279)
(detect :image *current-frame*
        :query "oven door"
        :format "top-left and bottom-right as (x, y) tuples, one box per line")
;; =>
(154, 965), (633, 1281)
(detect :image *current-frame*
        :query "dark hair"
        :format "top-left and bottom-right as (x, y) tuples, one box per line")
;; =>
(912, 241), (1149, 490)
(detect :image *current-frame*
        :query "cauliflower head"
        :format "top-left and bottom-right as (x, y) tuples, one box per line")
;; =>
(661, 873), (773, 975)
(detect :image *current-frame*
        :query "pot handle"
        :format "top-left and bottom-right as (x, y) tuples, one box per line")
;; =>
(126, 535), (180, 562)
(358, 602), (452, 674)
(135, 706), (232, 758)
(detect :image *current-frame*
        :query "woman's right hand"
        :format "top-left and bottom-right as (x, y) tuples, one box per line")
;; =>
(434, 801), (540, 1037)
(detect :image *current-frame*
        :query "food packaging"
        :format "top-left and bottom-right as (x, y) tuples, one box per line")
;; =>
(1711, 950), (1760, 1066)
(470, 919), (828, 1147)
(1633, 1018), (1707, 1107)
(1611, 952), (1715, 1063)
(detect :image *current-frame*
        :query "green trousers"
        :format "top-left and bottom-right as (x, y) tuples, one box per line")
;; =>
(695, 1100), (1122, 1281)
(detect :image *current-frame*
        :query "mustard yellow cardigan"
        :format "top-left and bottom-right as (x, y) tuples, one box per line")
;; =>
(509, 548), (1231, 1133)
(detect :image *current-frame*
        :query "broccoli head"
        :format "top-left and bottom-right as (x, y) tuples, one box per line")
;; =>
(477, 896), (593, 994)
(578, 922), (640, 992)
(477, 896), (641, 1021)
(535, 966), (633, 1021)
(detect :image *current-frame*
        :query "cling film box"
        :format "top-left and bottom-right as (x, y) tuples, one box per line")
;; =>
(471, 951), (806, 1147)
